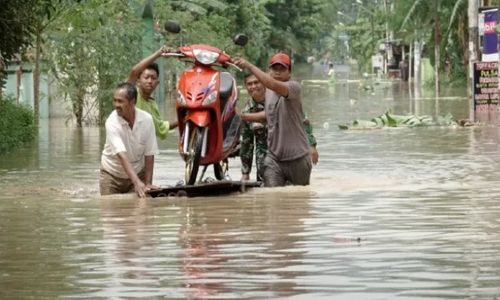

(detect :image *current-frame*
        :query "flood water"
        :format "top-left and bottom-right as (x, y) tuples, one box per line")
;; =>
(2, 77), (500, 299)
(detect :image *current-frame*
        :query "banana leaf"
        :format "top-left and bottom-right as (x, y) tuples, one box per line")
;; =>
(339, 111), (457, 130)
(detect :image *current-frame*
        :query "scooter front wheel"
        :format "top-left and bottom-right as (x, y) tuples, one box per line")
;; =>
(185, 126), (205, 185)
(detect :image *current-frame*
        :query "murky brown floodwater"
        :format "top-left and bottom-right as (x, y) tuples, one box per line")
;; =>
(2, 78), (500, 299)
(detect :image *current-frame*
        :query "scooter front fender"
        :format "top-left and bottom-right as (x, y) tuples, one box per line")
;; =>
(185, 110), (211, 127)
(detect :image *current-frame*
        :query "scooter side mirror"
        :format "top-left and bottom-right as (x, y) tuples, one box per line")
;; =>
(164, 20), (181, 34)
(233, 34), (248, 47)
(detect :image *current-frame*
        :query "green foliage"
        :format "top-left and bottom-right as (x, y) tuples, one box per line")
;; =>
(6, 0), (472, 126)
(339, 111), (457, 130)
(155, 0), (338, 69)
(0, 0), (38, 61)
(0, 0), (62, 70)
(224, 1), (273, 67)
(170, 0), (227, 15)
(264, 0), (333, 56)
(0, 96), (35, 154)
(326, 0), (390, 73)
(391, 0), (467, 83)
(43, 0), (143, 125)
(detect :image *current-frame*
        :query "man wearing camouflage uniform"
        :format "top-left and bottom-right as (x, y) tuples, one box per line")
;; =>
(240, 74), (268, 182)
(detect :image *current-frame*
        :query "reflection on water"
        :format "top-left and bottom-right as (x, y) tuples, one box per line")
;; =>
(1, 81), (500, 299)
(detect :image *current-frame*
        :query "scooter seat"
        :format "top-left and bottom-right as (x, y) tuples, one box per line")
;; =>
(219, 72), (234, 109)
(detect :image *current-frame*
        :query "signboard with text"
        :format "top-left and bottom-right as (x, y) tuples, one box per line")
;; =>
(482, 9), (498, 62)
(474, 62), (499, 123)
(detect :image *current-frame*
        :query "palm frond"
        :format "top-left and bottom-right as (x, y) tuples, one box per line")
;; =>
(169, 0), (227, 15)
(444, 0), (465, 49)
(200, 0), (227, 11)
(446, 0), (464, 33)
(400, 0), (423, 30)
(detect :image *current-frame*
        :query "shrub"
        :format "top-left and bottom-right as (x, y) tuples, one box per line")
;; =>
(0, 96), (35, 154)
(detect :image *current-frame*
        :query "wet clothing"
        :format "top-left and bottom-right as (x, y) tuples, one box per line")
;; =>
(100, 107), (159, 180)
(263, 81), (311, 186)
(100, 168), (145, 195)
(265, 81), (310, 162)
(263, 152), (312, 187)
(240, 81), (315, 185)
(136, 93), (170, 140)
(240, 99), (267, 181)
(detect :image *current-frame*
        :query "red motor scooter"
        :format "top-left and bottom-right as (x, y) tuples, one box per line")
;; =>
(165, 21), (248, 185)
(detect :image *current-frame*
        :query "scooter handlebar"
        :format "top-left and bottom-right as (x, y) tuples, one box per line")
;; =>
(162, 50), (241, 71)
(226, 62), (242, 72)
(161, 53), (184, 58)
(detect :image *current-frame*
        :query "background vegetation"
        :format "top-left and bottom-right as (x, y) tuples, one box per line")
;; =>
(1, 0), (499, 128)
(0, 96), (35, 154)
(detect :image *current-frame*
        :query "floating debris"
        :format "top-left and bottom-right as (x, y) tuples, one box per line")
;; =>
(339, 111), (458, 130)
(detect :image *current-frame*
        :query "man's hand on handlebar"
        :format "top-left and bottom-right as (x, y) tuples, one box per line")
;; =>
(159, 45), (179, 57)
(161, 45), (175, 53)
(233, 57), (250, 69)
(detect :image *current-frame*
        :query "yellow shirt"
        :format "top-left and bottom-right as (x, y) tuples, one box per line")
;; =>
(136, 93), (170, 140)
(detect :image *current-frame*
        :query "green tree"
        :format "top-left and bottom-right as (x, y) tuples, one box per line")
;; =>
(393, 0), (468, 88)
(31, 0), (68, 127)
(0, 0), (40, 93)
(44, 0), (142, 126)
(156, 0), (339, 68)
(0, 96), (35, 154)
(224, 0), (272, 67)
(0, 0), (39, 62)
(263, 0), (336, 61)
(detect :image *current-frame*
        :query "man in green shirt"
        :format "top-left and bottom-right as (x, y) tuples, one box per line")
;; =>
(127, 46), (178, 139)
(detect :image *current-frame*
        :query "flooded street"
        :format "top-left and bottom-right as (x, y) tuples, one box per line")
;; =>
(1, 79), (500, 299)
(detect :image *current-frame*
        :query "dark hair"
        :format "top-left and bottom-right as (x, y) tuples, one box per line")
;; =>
(116, 82), (137, 102)
(243, 72), (256, 83)
(144, 62), (160, 77)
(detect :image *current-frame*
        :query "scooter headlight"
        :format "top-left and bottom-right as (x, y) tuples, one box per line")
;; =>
(202, 90), (218, 106)
(177, 91), (186, 105)
(193, 49), (219, 65)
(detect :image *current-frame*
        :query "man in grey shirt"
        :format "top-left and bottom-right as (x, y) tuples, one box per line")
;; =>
(234, 53), (312, 187)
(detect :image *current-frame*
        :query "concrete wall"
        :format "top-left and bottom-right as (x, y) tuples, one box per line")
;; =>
(2, 63), (49, 119)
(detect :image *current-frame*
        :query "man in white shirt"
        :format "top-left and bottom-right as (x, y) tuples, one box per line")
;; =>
(100, 82), (160, 197)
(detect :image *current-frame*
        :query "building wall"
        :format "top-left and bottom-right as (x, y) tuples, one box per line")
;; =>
(2, 63), (49, 119)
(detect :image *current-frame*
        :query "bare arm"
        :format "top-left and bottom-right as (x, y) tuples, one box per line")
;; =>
(117, 152), (147, 198)
(241, 110), (266, 123)
(127, 46), (173, 84)
(169, 120), (179, 130)
(233, 58), (289, 97)
(310, 145), (319, 165)
(143, 155), (155, 186)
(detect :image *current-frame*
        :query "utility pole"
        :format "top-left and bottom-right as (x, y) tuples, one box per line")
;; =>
(383, 0), (389, 76)
(468, 0), (480, 121)
(434, 0), (441, 96)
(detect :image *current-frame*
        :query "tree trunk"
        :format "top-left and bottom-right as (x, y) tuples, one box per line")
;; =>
(0, 57), (4, 98)
(97, 69), (112, 125)
(74, 88), (84, 127)
(414, 38), (422, 88)
(98, 86), (105, 125)
(33, 29), (42, 128)
(434, 0), (441, 96)
(414, 38), (423, 112)
(409, 38), (413, 86)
